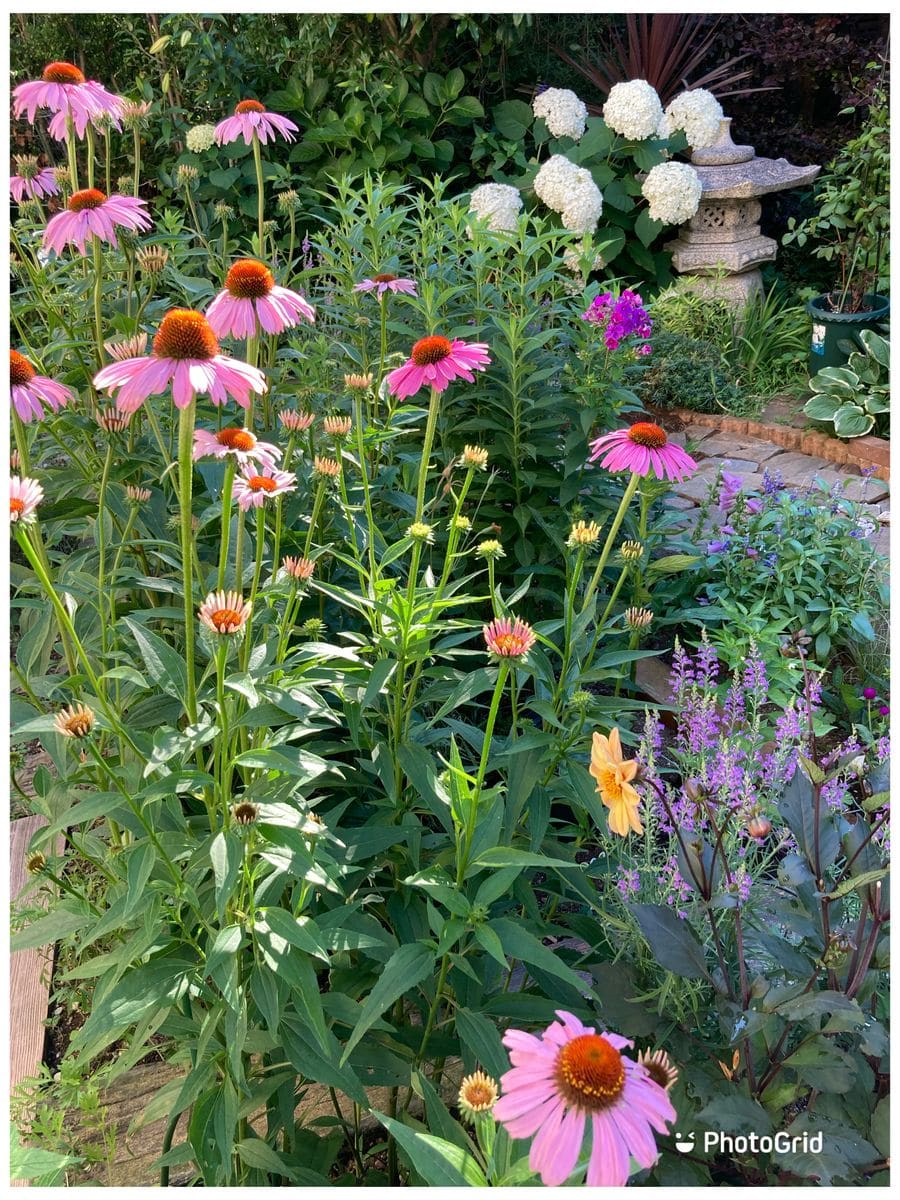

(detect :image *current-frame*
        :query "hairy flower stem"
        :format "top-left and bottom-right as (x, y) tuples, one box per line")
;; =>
(240, 509), (266, 673)
(304, 480), (327, 558)
(65, 114), (79, 191)
(91, 237), (105, 367)
(95, 442), (114, 684)
(252, 132), (265, 254)
(413, 386), (441, 525)
(177, 402), (199, 724)
(218, 458), (237, 590)
(581, 471), (641, 610)
(352, 396), (379, 594)
(132, 128), (141, 198)
(375, 297), (388, 424)
(85, 124), (96, 189)
(458, 661), (510, 886)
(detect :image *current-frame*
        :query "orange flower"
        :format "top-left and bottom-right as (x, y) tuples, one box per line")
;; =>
(589, 728), (642, 836)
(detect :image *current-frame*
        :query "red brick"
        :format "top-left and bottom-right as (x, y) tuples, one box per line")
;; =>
(854, 435), (891, 468)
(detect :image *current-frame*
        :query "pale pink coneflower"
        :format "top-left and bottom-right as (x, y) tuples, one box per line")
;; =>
(323, 414), (352, 438)
(104, 332), (148, 362)
(214, 99), (298, 147)
(193, 427), (281, 469)
(96, 408), (132, 434)
(493, 1010), (676, 1186)
(387, 335), (490, 400)
(278, 409), (315, 433)
(483, 616), (536, 660)
(282, 556), (315, 582)
(10, 157), (60, 203)
(198, 590), (252, 636)
(9, 476), (44, 525)
(353, 273), (418, 297)
(43, 188), (152, 257)
(233, 463), (297, 510)
(206, 259), (314, 339)
(10, 350), (73, 423)
(125, 485), (152, 504)
(588, 421), (697, 483)
(93, 309), (267, 413)
(13, 61), (123, 140)
(312, 456), (341, 480)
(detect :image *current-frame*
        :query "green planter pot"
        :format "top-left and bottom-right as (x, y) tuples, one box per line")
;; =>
(807, 293), (889, 373)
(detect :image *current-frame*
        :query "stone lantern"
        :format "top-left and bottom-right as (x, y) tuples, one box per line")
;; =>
(665, 118), (820, 305)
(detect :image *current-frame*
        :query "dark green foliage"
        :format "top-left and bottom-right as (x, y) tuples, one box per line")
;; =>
(637, 330), (742, 415)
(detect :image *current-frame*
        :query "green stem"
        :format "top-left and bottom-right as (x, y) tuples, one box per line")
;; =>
(414, 386), (441, 525)
(304, 480), (327, 558)
(218, 458), (237, 589)
(95, 442), (114, 684)
(458, 661), (509, 886)
(132, 128), (141, 198)
(86, 124), (96, 189)
(92, 236), (105, 366)
(581, 472), (641, 610)
(177, 402), (199, 724)
(240, 508), (267, 672)
(65, 115), (79, 191)
(252, 133), (265, 254)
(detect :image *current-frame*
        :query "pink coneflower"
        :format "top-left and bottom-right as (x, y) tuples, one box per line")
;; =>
(198, 590), (252, 636)
(387, 335), (490, 399)
(43, 188), (152, 256)
(93, 309), (267, 413)
(214, 99), (298, 147)
(353, 273), (418, 297)
(279, 408), (315, 433)
(493, 1010), (676, 1186)
(9, 476), (44, 525)
(587, 421), (697, 483)
(10, 350), (73, 423)
(206, 259), (315, 338)
(13, 61), (123, 140)
(193, 427), (281, 468)
(233, 463), (297, 510)
(483, 616), (536, 659)
(104, 332), (149, 362)
(10, 157), (60, 203)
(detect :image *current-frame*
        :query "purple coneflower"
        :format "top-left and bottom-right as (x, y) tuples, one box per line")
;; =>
(10, 350), (72, 423)
(483, 616), (536, 659)
(387, 335), (490, 399)
(9, 476), (44, 525)
(13, 61), (122, 140)
(93, 309), (267, 413)
(214, 99), (298, 146)
(206, 259), (314, 339)
(10, 157), (59, 203)
(233, 463), (296, 510)
(353, 273), (418, 297)
(43, 188), (151, 256)
(192, 427), (281, 468)
(588, 422), (696, 483)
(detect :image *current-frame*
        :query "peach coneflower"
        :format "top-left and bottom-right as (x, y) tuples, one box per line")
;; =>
(588, 422), (697, 483)
(198, 590), (252, 636)
(387, 335), (490, 400)
(96, 408), (132, 434)
(458, 1071), (498, 1120)
(192, 426), (281, 469)
(282, 556), (315, 582)
(233, 463), (296, 510)
(9, 476), (44, 525)
(214, 99), (298, 147)
(13, 62), (123, 140)
(10, 350), (73, 424)
(125, 485), (152, 504)
(493, 1010), (675, 1187)
(54, 702), (95, 738)
(460, 445), (489, 470)
(206, 259), (315, 339)
(589, 728), (642, 836)
(344, 373), (373, 391)
(93, 309), (267, 413)
(483, 616), (536, 659)
(278, 408), (315, 433)
(323, 414), (352, 438)
(43, 188), (151, 256)
(567, 519), (601, 548)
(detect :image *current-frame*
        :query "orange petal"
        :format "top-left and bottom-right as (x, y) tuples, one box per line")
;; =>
(608, 727), (624, 764)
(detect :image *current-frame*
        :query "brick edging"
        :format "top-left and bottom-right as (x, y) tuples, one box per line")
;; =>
(669, 408), (890, 482)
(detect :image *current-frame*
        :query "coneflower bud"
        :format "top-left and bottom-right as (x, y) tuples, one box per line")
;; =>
(136, 246), (169, 275)
(176, 163), (199, 188)
(125, 484), (152, 504)
(214, 202), (234, 222)
(104, 332), (148, 361)
(53, 166), (71, 189)
(625, 606), (653, 630)
(13, 155), (41, 181)
(313, 456), (340, 479)
(232, 801), (259, 826)
(571, 688), (593, 712)
(17, 198), (41, 220)
(344, 373), (373, 391)
(745, 813), (771, 839)
(457, 1070), (498, 1120)
(54, 703), (95, 739)
(96, 408), (132, 433)
(300, 617), (326, 637)
(10, 449), (21, 471)
(276, 189), (300, 214)
(475, 539), (505, 560)
(116, 175), (133, 195)
(121, 100), (151, 129)
(449, 514), (472, 532)
(637, 1048), (679, 1092)
(323, 414), (352, 439)
(407, 521), (435, 543)
(567, 519), (601, 548)
(282, 556), (315, 582)
(26, 851), (47, 875)
(460, 445), (489, 470)
(620, 540), (643, 562)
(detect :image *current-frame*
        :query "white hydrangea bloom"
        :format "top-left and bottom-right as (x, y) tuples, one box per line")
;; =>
(186, 123), (216, 153)
(641, 161), (703, 225)
(533, 154), (581, 212)
(560, 169), (604, 234)
(533, 87), (589, 141)
(660, 89), (724, 150)
(563, 243), (606, 274)
(469, 183), (523, 232)
(602, 79), (663, 141)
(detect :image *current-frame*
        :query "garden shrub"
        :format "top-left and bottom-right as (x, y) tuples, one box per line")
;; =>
(636, 330), (743, 415)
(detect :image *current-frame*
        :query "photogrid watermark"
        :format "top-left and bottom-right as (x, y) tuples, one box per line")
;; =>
(675, 1130), (824, 1155)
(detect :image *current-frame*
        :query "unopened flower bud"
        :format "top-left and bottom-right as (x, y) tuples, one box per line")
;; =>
(460, 445), (489, 470)
(476, 539), (505, 560)
(567, 520), (601, 549)
(344, 372), (372, 391)
(407, 521), (435, 544)
(625, 606), (653, 630)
